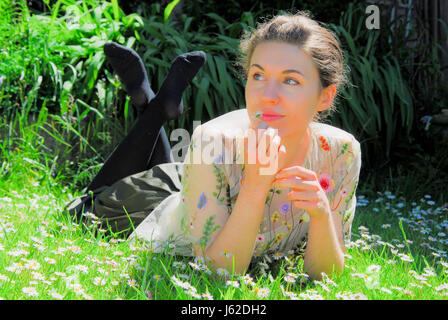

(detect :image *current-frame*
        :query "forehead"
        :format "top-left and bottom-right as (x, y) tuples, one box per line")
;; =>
(250, 41), (317, 77)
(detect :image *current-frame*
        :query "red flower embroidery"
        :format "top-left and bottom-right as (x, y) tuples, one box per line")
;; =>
(318, 173), (335, 193)
(319, 136), (330, 151)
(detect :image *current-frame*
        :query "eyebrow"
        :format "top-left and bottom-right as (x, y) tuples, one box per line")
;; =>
(250, 63), (305, 77)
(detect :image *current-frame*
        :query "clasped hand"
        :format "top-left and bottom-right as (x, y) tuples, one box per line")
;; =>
(242, 126), (331, 219)
(272, 166), (331, 219)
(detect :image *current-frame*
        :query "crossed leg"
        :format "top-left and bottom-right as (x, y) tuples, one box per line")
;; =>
(87, 42), (206, 192)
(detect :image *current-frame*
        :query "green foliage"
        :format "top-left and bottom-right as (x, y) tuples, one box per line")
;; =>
(132, 3), (247, 136)
(326, 3), (414, 170)
(0, 0), (147, 188)
(163, 0), (181, 23)
(181, 0), (363, 33)
(1, 0), (444, 195)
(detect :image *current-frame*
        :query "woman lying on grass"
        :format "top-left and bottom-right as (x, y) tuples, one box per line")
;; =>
(65, 11), (361, 281)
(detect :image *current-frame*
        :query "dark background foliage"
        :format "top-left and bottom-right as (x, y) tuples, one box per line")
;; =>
(6, 0), (448, 202)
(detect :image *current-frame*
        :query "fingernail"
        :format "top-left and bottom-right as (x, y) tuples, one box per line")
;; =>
(280, 145), (286, 153)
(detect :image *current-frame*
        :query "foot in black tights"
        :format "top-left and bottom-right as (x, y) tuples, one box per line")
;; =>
(150, 51), (206, 120)
(104, 42), (207, 120)
(87, 47), (206, 191)
(103, 42), (155, 115)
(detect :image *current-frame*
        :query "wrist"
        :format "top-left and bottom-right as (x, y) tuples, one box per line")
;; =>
(239, 180), (271, 201)
(309, 208), (332, 223)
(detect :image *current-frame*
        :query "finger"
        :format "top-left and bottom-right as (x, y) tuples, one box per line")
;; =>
(244, 128), (258, 164)
(273, 177), (319, 191)
(275, 165), (317, 181)
(286, 190), (319, 201)
(262, 127), (279, 156)
(292, 200), (319, 211)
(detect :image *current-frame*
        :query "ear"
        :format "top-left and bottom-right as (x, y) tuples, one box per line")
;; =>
(316, 84), (337, 112)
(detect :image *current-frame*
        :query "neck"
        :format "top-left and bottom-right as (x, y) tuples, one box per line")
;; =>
(281, 124), (311, 168)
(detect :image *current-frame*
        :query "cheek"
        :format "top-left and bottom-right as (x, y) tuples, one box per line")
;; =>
(245, 86), (256, 110)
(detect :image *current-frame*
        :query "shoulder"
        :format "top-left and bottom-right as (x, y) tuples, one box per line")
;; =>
(311, 122), (361, 154)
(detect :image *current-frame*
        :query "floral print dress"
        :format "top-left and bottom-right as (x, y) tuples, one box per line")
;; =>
(129, 118), (362, 262)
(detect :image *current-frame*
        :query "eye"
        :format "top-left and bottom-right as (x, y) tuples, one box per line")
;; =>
(253, 73), (264, 81)
(285, 77), (299, 85)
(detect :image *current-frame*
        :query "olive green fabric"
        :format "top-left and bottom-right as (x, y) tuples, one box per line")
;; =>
(64, 162), (184, 238)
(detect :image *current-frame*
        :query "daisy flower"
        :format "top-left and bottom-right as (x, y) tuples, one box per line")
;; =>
(7, 249), (29, 257)
(31, 272), (45, 280)
(67, 246), (82, 254)
(22, 287), (38, 297)
(272, 252), (283, 260)
(380, 288), (393, 294)
(50, 291), (64, 300)
(127, 279), (137, 287)
(241, 274), (255, 286)
(216, 268), (229, 277)
(283, 275), (296, 283)
(254, 287), (270, 298)
(75, 265), (89, 274)
(283, 290), (298, 300)
(5, 262), (24, 274)
(202, 292), (214, 300)
(153, 274), (162, 281)
(194, 256), (206, 265)
(398, 254), (414, 263)
(186, 289), (202, 300)
(93, 277), (106, 286)
(366, 265), (381, 273)
(348, 293), (368, 300)
(225, 280), (240, 288)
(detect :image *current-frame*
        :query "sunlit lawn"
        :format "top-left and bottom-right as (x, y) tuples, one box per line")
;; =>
(1, 142), (448, 300)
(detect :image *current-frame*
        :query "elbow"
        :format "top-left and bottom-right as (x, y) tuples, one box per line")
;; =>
(198, 247), (249, 276)
(304, 258), (345, 281)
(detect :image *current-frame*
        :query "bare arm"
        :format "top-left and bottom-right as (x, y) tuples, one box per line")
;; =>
(303, 210), (345, 280)
(303, 137), (361, 280)
(194, 182), (270, 274)
(187, 125), (285, 275)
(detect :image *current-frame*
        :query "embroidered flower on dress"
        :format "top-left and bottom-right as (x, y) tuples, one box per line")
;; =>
(279, 202), (290, 215)
(214, 153), (225, 165)
(197, 192), (207, 210)
(317, 173), (335, 193)
(319, 136), (330, 151)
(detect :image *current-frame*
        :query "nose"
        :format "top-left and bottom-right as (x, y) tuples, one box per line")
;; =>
(260, 80), (280, 104)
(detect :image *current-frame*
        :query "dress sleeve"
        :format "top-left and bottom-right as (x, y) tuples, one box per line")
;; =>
(329, 136), (362, 248)
(181, 125), (232, 256)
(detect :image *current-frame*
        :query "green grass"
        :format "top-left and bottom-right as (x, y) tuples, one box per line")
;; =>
(1, 113), (448, 300)
(1, 0), (447, 301)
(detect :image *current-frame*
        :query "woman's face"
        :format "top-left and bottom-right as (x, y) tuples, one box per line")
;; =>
(245, 41), (332, 138)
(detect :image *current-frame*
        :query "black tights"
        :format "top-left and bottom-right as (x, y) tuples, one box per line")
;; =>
(86, 44), (205, 192)
(86, 118), (173, 192)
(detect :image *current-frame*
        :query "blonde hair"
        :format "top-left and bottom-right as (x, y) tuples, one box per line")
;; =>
(236, 10), (349, 122)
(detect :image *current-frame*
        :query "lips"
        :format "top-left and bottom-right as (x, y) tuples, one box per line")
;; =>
(260, 111), (285, 122)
